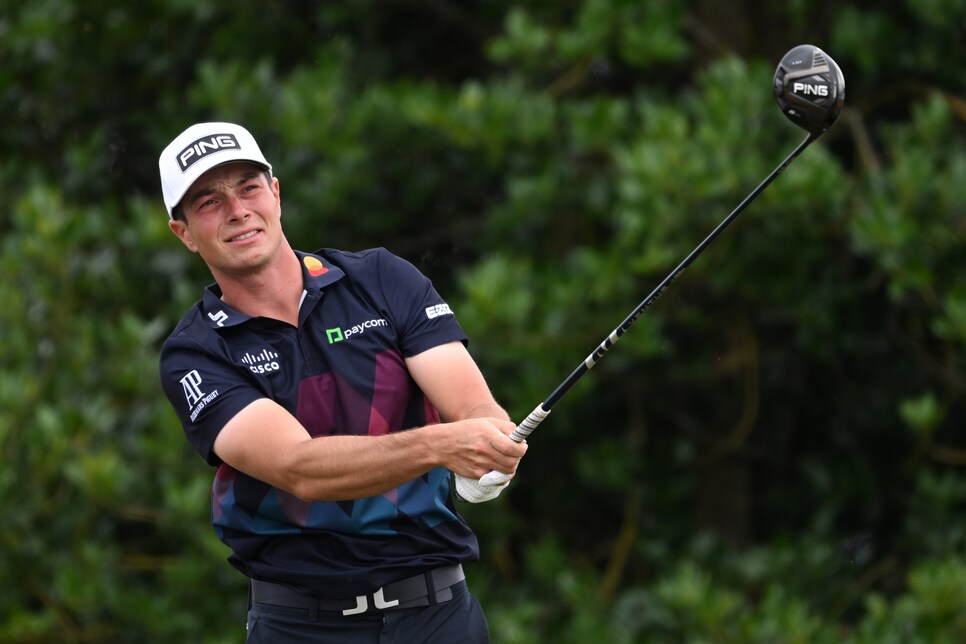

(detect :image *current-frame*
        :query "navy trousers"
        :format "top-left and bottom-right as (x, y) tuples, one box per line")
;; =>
(245, 582), (489, 643)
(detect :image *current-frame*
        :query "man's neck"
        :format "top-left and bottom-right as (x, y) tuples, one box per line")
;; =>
(214, 245), (304, 326)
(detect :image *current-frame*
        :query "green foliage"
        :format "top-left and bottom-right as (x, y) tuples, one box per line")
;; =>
(0, 184), (243, 640)
(850, 557), (966, 644)
(489, 1), (688, 73)
(476, 532), (966, 643)
(2, 0), (965, 640)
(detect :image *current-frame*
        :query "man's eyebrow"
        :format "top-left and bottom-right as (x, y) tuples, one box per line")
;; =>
(186, 171), (263, 205)
(236, 170), (261, 185)
(186, 185), (215, 205)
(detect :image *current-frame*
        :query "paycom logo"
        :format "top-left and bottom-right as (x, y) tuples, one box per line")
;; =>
(327, 318), (388, 344)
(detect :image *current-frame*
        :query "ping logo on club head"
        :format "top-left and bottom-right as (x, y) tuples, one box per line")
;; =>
(792, 81), (830, 98)
(177, 133), (241, 172)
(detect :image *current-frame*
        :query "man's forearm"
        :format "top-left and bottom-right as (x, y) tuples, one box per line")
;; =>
(450, 401), (511, 423)
(280, 417), (521, 502)
(282, 427), (443, 501)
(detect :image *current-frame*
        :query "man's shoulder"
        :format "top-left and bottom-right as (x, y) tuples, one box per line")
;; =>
(161, 300), (214, 350)
(312, 247), (397, 270)
(309, 247), (422, 290)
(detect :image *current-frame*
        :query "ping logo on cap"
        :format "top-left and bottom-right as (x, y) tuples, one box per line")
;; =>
(177, 133), (241, 172)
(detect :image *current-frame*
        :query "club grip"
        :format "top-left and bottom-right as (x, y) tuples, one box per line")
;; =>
(509, 404), (551, 442)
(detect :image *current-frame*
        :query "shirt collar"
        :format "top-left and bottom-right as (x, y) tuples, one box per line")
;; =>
(200, 251), (345, 328)
(294, 250), (345, 291)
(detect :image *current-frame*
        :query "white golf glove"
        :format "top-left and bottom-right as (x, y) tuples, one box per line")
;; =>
(454, 471), (514, 503)
(454, 405), (546, 503)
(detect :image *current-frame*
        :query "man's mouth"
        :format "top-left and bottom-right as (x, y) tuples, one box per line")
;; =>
(228, 230), (260, 242)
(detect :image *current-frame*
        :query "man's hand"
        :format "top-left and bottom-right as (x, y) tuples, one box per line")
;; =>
(450, 421), (521, 504)
(446, 417), (525, 503)
(440, 417), (525, 477)
(405, 342), (528, 502)
(454, 472), (511, 503)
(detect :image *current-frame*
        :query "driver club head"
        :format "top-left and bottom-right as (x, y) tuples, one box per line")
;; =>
(774, 44), (845, 136)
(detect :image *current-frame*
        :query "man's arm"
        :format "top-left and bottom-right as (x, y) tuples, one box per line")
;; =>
(404, 341), (511, 424)
(211, 342), (526, 501)
(406, 341), (529, 503)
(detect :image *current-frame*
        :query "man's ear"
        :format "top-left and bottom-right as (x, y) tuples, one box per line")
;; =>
(168, 218), (198, 253)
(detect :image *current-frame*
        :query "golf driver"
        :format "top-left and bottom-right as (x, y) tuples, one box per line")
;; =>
(456, 44), (844, 501)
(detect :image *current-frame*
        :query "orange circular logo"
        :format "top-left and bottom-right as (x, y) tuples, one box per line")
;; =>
(303, 256), (328, 277)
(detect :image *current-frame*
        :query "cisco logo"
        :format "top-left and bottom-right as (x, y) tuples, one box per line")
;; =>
(241, 349), (281, 374)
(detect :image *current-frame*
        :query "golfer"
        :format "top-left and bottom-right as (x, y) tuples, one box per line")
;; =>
(157, 122), (527, 642)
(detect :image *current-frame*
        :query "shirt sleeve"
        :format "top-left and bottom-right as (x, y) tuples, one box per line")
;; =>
(159, 333), (266, 466)
(372, 249), (467, 357)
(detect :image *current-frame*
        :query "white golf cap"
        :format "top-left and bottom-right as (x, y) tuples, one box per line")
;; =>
(158, 122), (272, 218)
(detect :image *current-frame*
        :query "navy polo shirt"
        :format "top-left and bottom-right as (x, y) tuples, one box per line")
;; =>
(159, 247), (478, 596)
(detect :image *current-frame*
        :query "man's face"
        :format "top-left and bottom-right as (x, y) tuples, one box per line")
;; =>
(168, 162), (282, 278)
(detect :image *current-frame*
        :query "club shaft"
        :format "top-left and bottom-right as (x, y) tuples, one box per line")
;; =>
(508, 133), (816, 444)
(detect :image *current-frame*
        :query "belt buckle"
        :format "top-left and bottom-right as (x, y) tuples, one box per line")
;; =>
(341, 587), (399, 616)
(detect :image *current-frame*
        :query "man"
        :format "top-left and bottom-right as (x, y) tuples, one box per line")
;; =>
(157, 122), (527, 642)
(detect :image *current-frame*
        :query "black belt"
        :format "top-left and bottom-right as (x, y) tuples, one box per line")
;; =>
(250, 565), (465, 617)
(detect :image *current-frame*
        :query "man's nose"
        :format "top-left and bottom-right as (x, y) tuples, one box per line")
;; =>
(225, 195), (250, 220)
